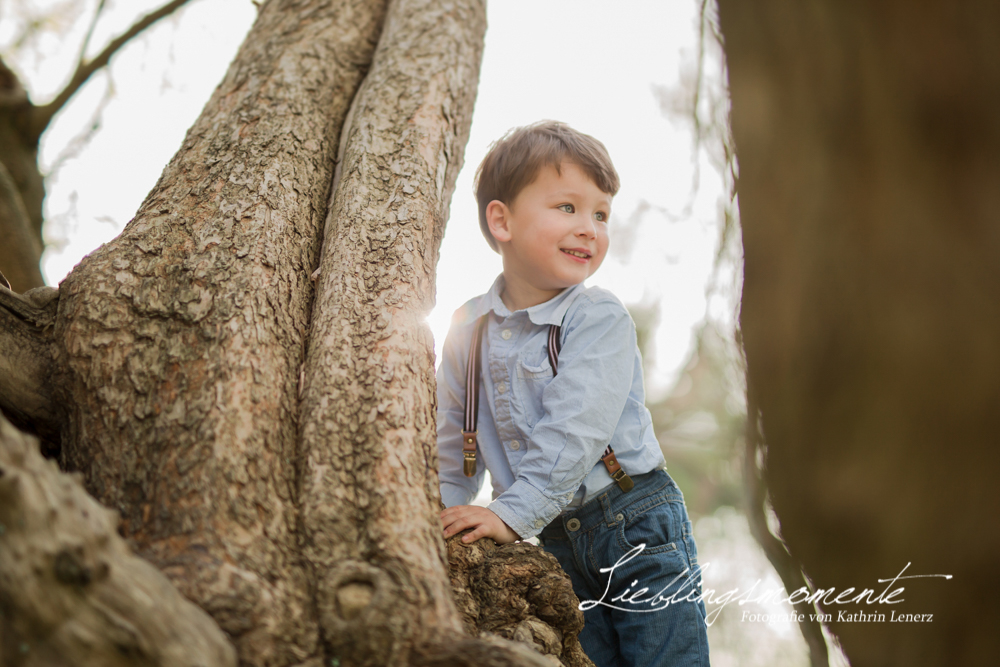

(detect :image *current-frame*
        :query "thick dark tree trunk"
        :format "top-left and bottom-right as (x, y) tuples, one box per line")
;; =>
(720, 1), (1000, 665)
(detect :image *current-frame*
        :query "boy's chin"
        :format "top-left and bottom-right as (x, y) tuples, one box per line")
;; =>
(559, 270), (596, 286)
(552, 278), (589, 291)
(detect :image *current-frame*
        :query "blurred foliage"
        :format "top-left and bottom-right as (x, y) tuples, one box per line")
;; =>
(650, 323), (745, 519)
(630, 0), (746, 522)
(629, 302), (746, 520)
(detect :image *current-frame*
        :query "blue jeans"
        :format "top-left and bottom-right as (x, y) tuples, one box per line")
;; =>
(538, 469), (710, 667)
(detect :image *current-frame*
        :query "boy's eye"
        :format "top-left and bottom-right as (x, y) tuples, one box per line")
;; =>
(557, 204), (575, 214)
(595, 211), (608, 223)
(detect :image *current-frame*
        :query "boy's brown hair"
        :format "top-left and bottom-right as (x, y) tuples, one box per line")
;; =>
(474, 120), (620, 252)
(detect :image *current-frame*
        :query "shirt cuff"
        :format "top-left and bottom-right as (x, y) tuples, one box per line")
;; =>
(487, 478), (569, 540)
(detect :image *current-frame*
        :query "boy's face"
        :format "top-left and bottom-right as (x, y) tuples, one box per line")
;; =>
(488, 161), (611, 299)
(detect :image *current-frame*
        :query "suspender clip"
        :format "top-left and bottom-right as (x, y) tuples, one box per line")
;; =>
(601, 449), (634, 492)
(462, 430), (478, 477)
(610, 468), (634, 492)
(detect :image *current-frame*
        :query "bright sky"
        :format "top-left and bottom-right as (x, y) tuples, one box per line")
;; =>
(8, 0), (731, 395)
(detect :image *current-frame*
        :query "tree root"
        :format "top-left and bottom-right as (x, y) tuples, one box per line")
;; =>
(0, 413), (236, 667)
(445, 535), (594, 667)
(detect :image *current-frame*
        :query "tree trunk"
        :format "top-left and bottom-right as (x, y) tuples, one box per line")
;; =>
(48, 0), (393, 662)
(720, 1), (1000, 665)
(0, 1), (602, 664)
(295, 0), (482, 662)
(0, 59), (45, 293)
(0, 412), (236, 667)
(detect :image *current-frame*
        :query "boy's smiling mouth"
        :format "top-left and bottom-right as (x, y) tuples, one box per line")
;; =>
(561, 248), (591, 260)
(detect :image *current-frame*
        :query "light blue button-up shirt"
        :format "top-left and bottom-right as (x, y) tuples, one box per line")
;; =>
(437, 274), (666, 540)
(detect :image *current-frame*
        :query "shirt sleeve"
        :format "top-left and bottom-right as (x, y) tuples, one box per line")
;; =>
(487, 296), (636, 539)
(437, 317), (486, 507)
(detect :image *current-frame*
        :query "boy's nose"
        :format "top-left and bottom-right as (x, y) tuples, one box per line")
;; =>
(575, 216), (597, 238)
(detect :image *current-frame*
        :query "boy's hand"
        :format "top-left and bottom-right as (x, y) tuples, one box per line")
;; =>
(440, 505), (521, 545)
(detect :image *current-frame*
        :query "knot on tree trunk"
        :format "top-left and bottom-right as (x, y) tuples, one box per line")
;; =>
(318, 559), (404, 664)
(446, 535), (594, 667)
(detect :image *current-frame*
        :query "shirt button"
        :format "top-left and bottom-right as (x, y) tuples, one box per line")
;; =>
(509, 440), (520, 450)
(535, 519), (545, 528)
(566, 518), (581, 532)
(497, 382), (507, 394)
(501, 329), (512, 340)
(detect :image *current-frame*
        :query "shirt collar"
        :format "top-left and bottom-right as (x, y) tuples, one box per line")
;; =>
(474, 273), (584, 326)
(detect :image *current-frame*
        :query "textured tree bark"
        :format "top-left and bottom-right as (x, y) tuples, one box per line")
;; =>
(444, 537), (594, 667)
(0, 285), (59, 445)
(50, 1), (388, 663)
(0, 412), (236, 667)
(720, 1), (1000, 665)
(743, 394), (829, 667)
(0, 1), (600, 665)
(296, 0), (496, 663)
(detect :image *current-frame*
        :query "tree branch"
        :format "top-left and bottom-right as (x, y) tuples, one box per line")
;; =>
(410, 636), (557, 667)
(0, 284), (58, 442)
(0, 159), (44, 292)
(0, 57), (30, 109)
(30, 0), (196, 138)
(45, 70), (117, 179)
(0, 413), (238, 667)
(77, 0), (110, 71)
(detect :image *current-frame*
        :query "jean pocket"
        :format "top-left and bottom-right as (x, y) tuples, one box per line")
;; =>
(616, 501), (680, 557)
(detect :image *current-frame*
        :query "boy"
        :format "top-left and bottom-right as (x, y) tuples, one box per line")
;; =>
(437, 121), (710, 666)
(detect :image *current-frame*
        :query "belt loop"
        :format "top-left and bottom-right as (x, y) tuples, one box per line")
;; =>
(600, 494), (616, 526)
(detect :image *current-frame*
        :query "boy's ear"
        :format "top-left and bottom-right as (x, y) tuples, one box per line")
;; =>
(485, 200), (512, 244)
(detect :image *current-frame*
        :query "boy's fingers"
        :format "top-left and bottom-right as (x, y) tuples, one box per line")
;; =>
(461, 526), (484, 543)
(443, 515), (477, 538)
(441, 506), (473, 524)
(442, 517), (462, 536)
(441, 507), (467, 524)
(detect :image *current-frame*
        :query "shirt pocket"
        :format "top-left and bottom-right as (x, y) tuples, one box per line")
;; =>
(515, 353), (554, 428)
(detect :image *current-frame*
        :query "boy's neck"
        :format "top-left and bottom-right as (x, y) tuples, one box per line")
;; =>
(500, 272), (568, 312)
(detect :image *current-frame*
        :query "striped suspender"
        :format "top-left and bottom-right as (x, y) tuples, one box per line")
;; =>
(461, 315), (488, 476)
(547, 323), (560, 373)
(462, 315), (634, 492)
